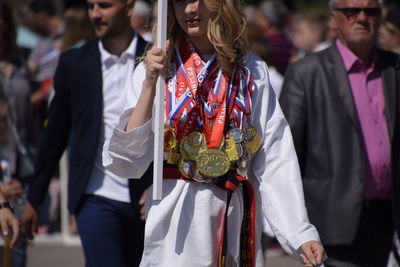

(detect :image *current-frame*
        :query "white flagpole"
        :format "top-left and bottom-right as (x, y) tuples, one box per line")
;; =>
(153, 0), (168, 200)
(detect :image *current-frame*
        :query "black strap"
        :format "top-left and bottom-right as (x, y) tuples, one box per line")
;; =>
(135, 34), (150, 67)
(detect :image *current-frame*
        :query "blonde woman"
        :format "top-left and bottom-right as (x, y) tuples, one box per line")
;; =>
(104, 0), (324, 266)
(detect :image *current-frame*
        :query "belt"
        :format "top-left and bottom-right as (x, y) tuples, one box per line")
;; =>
(163, 167), (256, 267)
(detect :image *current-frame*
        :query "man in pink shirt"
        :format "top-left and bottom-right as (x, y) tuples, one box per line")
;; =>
(280, 0), (400, 266)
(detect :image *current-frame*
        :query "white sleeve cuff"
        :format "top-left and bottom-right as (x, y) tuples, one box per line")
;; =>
(102, 109), (154, 178)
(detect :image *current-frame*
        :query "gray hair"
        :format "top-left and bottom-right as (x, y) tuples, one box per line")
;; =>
(328, 0), (383, 10)
(259, 0), (289, 29)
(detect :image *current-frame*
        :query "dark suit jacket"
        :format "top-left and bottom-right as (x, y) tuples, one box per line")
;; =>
(27, 35), (150, 214)
(280, 44), (400, 245)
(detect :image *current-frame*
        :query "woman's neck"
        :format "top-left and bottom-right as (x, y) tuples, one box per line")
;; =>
(190, 36), (214, 55)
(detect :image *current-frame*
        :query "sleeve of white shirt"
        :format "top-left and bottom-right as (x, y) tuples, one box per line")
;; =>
(245, 54), (321, 257)
(102, 62), (154, 178)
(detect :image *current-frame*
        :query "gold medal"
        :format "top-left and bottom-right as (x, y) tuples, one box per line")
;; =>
(164, 126), (177, 152)
(197, 149), (230, 178)
(245, 133), (261, 154)
(224, 136), (239, 162)
(219, 135), (226, 150)
(187, 132), (203, 146)
(167, 145), (181, 165)
(244, 126), (257, 142)
(179, 139), (190, 160)
(184, 132), (206, 161)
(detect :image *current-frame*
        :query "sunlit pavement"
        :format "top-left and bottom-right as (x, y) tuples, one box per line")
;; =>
(27, 242), (303, 267)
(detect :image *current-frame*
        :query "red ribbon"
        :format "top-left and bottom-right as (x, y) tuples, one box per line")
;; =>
(163, 167), (256, 267)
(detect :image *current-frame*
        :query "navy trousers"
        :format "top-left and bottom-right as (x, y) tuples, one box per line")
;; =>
(76, 195), (145, 267)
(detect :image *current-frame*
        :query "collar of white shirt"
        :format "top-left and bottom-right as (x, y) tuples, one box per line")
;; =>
(98, 32), (138, 68)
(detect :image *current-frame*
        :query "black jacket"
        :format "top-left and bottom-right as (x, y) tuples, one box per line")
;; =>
(27, 35), (150, 213)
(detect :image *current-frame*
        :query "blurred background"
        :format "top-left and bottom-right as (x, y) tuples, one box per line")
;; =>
(7, 0), (400, 11)
(1, 0), (400, 266)
(6, 0), (400, 18)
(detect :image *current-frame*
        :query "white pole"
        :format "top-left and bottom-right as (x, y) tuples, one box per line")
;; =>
(153, 0), (168, 200)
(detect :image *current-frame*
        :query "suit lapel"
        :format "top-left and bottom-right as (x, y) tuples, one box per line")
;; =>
(378, 49), (398, 141)
(328, 44), (363, 135)
(86, 40), (103, 115)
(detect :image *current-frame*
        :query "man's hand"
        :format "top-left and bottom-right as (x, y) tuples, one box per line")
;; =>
(20, 202), (39, 240)
(0, 179), (24, 201)
(300, 241), (325, 267)
(0, 207), (19, 246)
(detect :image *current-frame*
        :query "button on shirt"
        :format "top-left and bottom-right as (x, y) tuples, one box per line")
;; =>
(337, 39), (391, 199)
(85, 34), (138, 203)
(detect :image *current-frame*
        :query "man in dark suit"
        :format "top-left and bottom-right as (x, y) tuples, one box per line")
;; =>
(20, 0), (151, 266)
(280, 0), (400, 266)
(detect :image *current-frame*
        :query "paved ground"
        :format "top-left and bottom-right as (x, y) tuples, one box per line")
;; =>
(27, 242), (303, 267)
(28, 244), (84, 267)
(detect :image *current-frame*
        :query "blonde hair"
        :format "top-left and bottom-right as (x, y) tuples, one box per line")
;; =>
(153, 0), (248, 74)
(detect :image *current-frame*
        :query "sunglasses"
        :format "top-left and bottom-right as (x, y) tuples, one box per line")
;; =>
(334, 8), (382, 18)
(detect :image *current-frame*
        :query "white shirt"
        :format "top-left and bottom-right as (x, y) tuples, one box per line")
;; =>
(141, 32), (153, 43)
(103, 53), (321, 266)
(85, 33), (138, 203)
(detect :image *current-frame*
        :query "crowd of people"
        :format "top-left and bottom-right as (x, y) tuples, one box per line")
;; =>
(0, 0), (399, 266)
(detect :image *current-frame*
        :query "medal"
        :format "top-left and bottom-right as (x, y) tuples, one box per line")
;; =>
(236, 143), (244, 158)
(224, 136), (239, 162)
(243, 126), (261, 154)
(236, 152), (250, 177)
(184, 132), (206, 160)
(179, 140), (190, 160)
(164, 126), (177, 152)
(218, 135), (226, 150)
(189, 162), (213, 183)
(245, 133), (261, 154)
(167, 145), (181, 165)
(229, 127), (244, 143)
(179, 159), (193, 178)
(190, 162), (206, 182)
(244, 126), (257, 142)
(197, 149), (230, 178)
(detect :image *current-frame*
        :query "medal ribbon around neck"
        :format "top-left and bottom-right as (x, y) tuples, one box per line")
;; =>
(181, 35), (228, 149)
(229, 65), (254, 129)
(165, 36), (255, 143)
(165, 36), (219, 141)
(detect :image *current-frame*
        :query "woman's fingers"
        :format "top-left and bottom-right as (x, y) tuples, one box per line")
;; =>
(145, 47), (168, 84)
(300, 241), (324, 266)
(147, 60), (166, 72)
